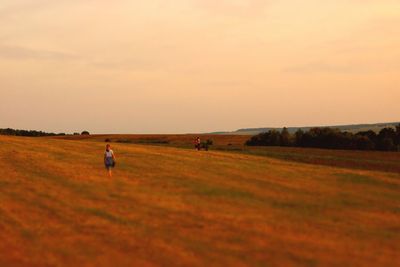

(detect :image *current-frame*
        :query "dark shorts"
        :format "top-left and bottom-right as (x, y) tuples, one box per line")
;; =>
(105, 157), (115, 170)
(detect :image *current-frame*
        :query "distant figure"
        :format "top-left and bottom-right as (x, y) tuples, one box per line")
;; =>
(195, 137), (201, 151)
(104, 144), (116, 177)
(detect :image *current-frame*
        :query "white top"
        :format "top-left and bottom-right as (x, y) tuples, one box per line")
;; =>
(105, 149), (114, 158)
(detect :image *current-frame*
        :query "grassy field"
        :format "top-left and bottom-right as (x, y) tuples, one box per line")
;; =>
(1, 135), (399, 266)
(53, 133), (249, 146)
(57, 134), (400, 173)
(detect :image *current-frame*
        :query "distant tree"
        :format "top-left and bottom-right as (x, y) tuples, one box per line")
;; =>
(303, 128), (332, 148)
(280, 127), (291, 147)
(269, 130), (281, 146)
(396, 124), (400, 150)
(379, 138), (395, 151)
(377, 128), (396, 151)
(246, 130), (281, 146)
(356, 130), (377, 141)
(378, 127), (396, 139)
(81, 131), (90, 135)
(294, 129), (304, 146)
(73, 132), (80, 135)
(354, 135), (375, 150)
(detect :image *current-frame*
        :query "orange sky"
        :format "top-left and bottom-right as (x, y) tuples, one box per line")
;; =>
(0, 0), (399, 133)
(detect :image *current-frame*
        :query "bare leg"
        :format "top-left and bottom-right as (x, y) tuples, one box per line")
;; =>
(108, 169), (112, 177)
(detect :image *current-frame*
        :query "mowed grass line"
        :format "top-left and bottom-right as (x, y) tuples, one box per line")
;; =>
(0, 136), (399, 267)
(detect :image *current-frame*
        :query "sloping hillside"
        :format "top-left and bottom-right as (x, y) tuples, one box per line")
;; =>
(218, 122), (400, 135)
(0, 136), (399, 266)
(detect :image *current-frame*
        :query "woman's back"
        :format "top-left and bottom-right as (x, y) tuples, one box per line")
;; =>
(105, 149), (114, 158)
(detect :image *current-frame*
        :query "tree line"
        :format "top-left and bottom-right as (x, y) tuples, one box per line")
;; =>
(0, 128), (90, 137)
(246, 125), (400, 151)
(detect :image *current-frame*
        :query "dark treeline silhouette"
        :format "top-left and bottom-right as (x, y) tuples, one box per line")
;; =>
(246, 125), (400, 151)
(0, 128), (64, 137)
(0, 128), (91, 137)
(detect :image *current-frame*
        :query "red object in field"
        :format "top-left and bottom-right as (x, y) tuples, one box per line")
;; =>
(195, 137), (201, 150)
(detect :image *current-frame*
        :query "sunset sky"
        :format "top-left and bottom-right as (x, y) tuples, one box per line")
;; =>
(1, 0), (399, 133)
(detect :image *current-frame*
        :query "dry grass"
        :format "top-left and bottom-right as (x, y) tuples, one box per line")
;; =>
(0, 135), (399, 266)
(53, 134), (249, 146)
(55, 134), (400, 173)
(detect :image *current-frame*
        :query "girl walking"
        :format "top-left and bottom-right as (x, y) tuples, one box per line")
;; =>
(104, 144), (116, 177)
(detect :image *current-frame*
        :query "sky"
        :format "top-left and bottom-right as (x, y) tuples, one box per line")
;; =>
(0, 0), (399, 134)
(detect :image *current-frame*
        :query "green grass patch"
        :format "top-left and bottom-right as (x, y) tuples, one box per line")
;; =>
(335, 173), (385, 186)
(77, 207), (138, 226)
(20, 228), (37, 241)
(170, 177), (257, 202)
(270, 200), (323, 217)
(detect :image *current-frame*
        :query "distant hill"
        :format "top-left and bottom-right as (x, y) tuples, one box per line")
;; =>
(212, 122), (400, 135)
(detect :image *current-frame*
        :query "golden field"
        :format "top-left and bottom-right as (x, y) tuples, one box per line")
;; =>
(57, 134), (400, 173)
(0, 135), (399, 266)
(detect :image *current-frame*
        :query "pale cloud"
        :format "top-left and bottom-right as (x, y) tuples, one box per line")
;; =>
(283, 61), (357, 74)
(0, 44), (77, 61)
(283, 58), (400, 74)
(90, 58), (161, 71)
(0, 0), (52, 19)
